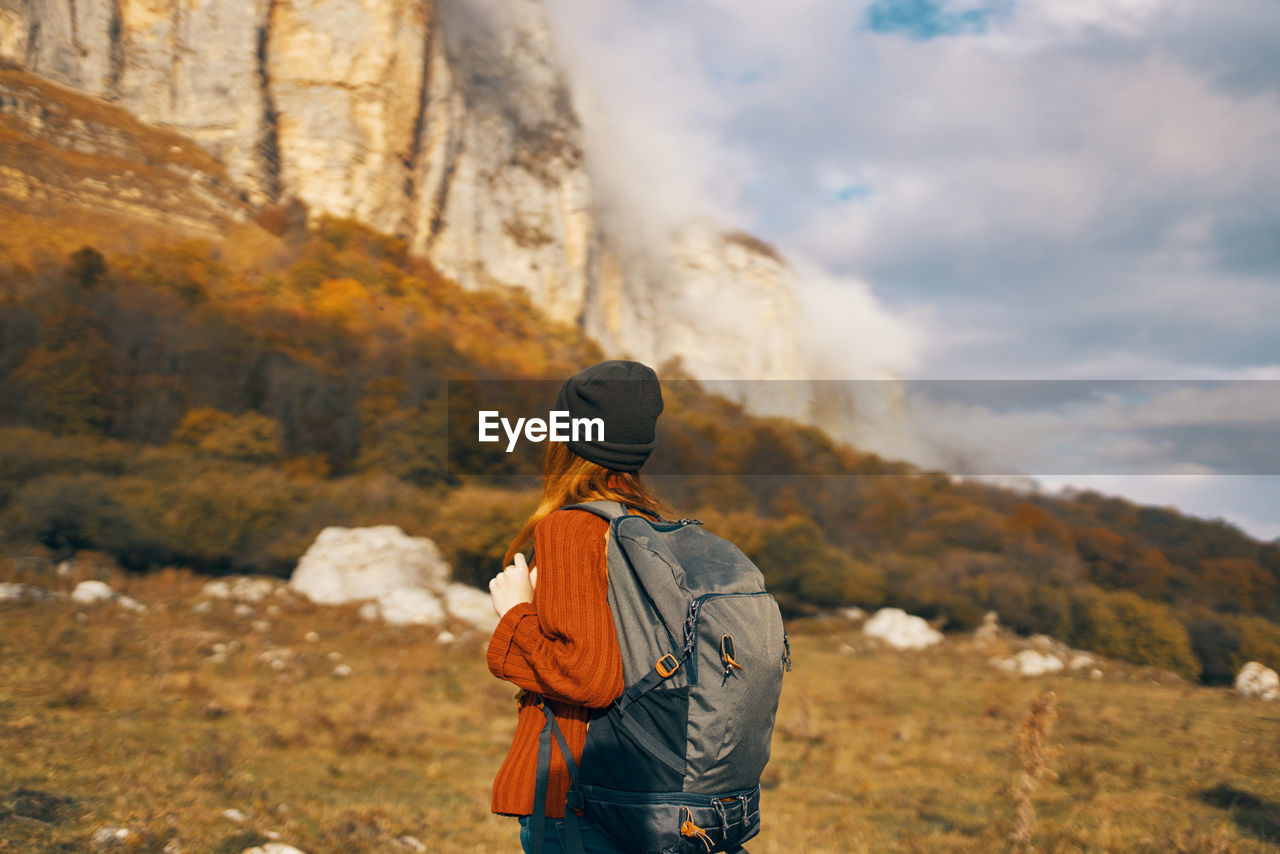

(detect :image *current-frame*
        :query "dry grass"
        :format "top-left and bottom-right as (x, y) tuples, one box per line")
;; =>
(2, 565), (1280, 853)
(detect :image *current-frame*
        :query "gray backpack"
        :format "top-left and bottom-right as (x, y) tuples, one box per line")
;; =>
(528, 501), (790, 854)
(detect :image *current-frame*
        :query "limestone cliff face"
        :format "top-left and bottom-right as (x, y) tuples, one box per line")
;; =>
(0, 0), (804, 390)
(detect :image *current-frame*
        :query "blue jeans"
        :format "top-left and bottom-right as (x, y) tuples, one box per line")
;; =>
(518, 814), (632, 854)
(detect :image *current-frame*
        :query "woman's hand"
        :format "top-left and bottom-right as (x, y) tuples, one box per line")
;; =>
(490, 552), (535, 618)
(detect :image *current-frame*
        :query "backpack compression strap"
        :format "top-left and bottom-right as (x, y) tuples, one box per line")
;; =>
(560, 500), (630, 520)
(530, 697), (585, 854)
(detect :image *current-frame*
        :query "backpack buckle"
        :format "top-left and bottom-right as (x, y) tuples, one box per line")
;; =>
(655, 654), (681, 678)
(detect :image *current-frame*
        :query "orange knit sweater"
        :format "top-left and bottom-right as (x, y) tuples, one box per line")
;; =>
(487, 509), (625, 817)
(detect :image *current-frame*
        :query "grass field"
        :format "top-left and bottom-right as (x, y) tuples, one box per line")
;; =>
(2, 564), (1278, 853)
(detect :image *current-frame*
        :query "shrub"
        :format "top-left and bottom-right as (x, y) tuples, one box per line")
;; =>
(1184, 613), (1243, 684)
(425, 485), (539, 588)
(1070, 589), (1199, 680)
(2, 473), (167, 567)
(172, 407), (283, 463)
(1228, 614), (1280, 673)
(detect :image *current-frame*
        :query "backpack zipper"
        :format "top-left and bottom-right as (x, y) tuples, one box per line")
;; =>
(682, 591), (773, 686)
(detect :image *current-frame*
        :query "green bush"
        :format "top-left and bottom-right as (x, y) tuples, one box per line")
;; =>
(1228, 614), (1280, 673)
(1070, 589), (1199, 680)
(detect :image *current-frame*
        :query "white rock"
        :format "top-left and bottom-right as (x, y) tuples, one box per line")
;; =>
(72, 580), (116, 603)
(376, 587), (447, 627)
(1236, 661), (1280, 701)
(234, 604), (255, 618)
(332, 664), (353, 678)
(436, 630), (457, 645)
(304, 631), (320, 643)
(90, 826), (137, 848)
(117, 595), (147, 613)
(862, 608), (943, 650)
(1068, 653), (1096, 671)
(836, 606), (866, 621)
(203, 577), (281, 603)
(995, 650), (1065, 677)
(357, 602), (381, 622)
(192, 601), (214, 615)
(202, 580), (232, 599)
(974, 611), (1001, 641)
(1029, 634), (1063, 652)
(290, 527), (449, 605)
(243, 845), (309, 854)
(0, 582), (48, 601)
(443, 582), (500, 632)
(395, 837), (428, 853)
(221, 808), (247, 823)
(256, 649), (292, 668)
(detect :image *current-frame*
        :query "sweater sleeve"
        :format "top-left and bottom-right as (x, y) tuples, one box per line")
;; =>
(486, 510), (624, 709)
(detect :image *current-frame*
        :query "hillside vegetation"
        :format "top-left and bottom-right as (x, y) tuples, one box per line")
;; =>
(1, 219), (1279, 687)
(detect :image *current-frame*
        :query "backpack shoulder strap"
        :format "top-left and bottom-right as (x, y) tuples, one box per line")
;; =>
(560, 500), (629, 521)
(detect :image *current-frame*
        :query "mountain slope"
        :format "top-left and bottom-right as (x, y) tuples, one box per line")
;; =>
(0, 0), (804, 390)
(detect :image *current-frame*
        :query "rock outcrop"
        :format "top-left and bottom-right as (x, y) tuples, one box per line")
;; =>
(0, 0), (806, 391)
(1235, 661), (1279, 701)
(291, 526), (449, 605)
(70, 579), (146, 611)
(862, 607), (943, 650)
(289, 525), (497, 633)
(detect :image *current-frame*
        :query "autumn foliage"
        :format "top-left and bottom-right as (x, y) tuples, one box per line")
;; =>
(1, 219), (1278, 682)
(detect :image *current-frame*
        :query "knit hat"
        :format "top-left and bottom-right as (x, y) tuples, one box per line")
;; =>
(554, 360), (664, 471)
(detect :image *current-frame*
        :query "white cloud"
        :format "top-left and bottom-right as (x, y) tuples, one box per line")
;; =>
(541, 0), (1280, 538)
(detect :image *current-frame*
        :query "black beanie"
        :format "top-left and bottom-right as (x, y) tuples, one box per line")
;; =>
(553, 360), (664, 471)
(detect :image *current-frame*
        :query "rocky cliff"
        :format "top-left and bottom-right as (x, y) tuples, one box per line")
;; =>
(0, 0), (804, 389)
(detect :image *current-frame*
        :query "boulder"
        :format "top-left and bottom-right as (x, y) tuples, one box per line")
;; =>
(290, 526), (449, 604)
(0, 582), (59, 602)
(72, 580), (116, 603)
(862, 608), (943, 650)
(368, 588), (447, 627)
(202, 577), (284, 603)
(1235, 661), (1279, 701)
(994, 650), (1065, 677)
(443, 582), (500, 633)
(292, 526), (499, 635)
(71, 580), (146, 612)
(1068, 653), (1096, 671)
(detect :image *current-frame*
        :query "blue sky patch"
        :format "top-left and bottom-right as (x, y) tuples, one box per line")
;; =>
(835, 184), (873, 202)
(865, 0), (1009, 40)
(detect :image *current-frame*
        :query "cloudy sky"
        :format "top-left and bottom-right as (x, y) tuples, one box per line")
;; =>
(542, 0), (1280, 540)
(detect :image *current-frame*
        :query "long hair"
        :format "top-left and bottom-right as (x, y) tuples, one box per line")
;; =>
(503, 441), (667, 566)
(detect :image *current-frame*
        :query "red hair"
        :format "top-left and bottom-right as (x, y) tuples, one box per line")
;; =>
(503, 441), (667, 566)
